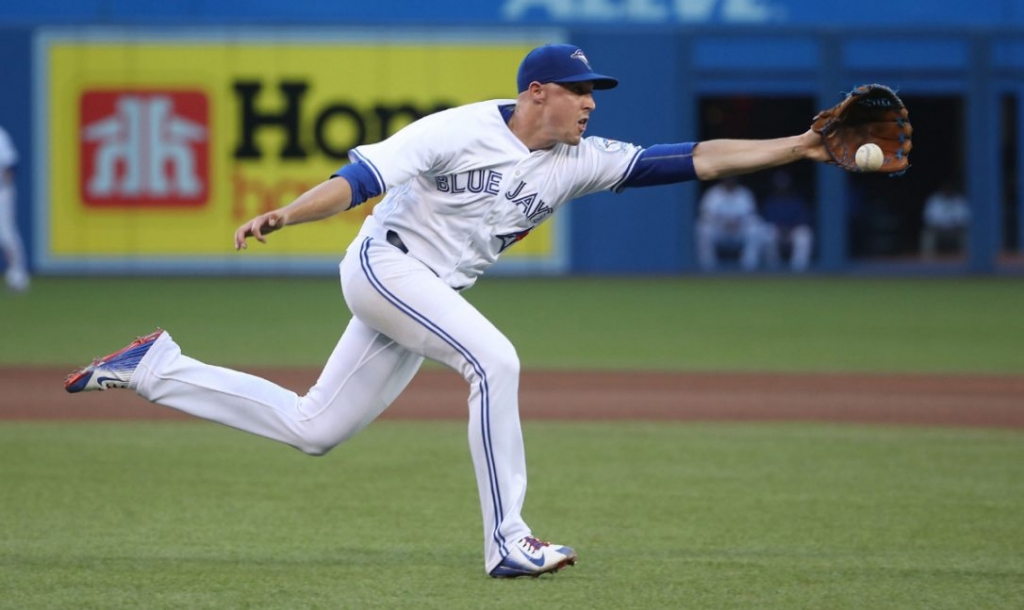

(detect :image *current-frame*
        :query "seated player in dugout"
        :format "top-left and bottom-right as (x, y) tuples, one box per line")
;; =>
(65, 44), (911, 578)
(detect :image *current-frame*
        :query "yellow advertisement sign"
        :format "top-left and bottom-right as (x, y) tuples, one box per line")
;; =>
(41, 33), (562, 272)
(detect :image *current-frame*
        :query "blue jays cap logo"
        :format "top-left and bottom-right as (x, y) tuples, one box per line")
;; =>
(570, 49), (592, 70)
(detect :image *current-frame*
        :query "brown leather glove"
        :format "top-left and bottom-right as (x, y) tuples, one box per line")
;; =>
(811, 84), (913, 175)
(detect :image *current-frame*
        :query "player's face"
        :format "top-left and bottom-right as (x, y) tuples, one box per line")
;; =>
(544, 81), (596, 145)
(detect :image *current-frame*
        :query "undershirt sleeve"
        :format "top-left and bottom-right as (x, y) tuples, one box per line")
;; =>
(618, 142), (699, 189)
(331, 161), (383, 209)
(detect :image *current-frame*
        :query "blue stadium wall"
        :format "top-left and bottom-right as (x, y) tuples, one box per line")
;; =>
(2, 0), (1024, 275)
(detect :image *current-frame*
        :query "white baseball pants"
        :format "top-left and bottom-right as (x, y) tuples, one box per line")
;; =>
(0, 182), (28, 291)
(130, 235), (530, 573)
(696, 218), (764, 271)
(762, 224), (814, 272)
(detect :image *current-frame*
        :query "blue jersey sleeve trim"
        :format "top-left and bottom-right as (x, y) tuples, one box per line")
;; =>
(331, 160), (383, 209)
(611, 148), (644, 193)
(616, 142), (698, 191)
(348, 149), (386, 194)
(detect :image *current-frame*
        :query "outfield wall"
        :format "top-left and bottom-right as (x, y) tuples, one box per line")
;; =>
(2, 2), (1023, 275)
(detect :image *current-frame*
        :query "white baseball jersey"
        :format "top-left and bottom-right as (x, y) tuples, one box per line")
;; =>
(923, 191), (970, 229)
(699, 182), (758, 228)
(351, 100), (642, 289)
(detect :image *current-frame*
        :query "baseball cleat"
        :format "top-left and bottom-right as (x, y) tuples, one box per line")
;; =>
(489, 536), (577, 578)
(64, 329), (165, 393)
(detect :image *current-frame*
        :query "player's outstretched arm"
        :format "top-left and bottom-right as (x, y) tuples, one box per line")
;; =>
(234, 177), (354, 250)
(692, 130), (829, 181)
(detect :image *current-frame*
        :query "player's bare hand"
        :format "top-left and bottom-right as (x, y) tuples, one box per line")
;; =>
(234, 211), (286, 250)
(799, 129), (830, 163)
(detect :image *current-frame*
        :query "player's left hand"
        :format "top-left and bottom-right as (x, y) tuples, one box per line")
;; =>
(799, 129), (831, 164)
(234, 211), (286, 250)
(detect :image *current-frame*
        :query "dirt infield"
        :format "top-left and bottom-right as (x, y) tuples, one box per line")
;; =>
(3, 367), (1023, 429)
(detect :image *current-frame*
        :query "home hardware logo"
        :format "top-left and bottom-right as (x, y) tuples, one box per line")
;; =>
(231, 80), (454, 160)
(79, 90), (209, 207)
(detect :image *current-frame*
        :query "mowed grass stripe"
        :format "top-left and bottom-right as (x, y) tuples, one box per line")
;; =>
(3, 276), (1024, 372)
(1, 421), (1021, 609)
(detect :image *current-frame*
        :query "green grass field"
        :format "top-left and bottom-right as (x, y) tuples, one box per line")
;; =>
(2, 276), (1023, 608)
(3, 275), (1023, 371)
(2, 421), (1023, 609)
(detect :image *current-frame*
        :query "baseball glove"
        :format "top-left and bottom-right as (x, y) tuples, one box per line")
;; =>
(811, 84), (912, 175)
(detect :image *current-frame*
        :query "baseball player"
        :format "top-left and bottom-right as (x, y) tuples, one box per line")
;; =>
(695, 176), (764, 271)
(65, 44), (833, 577)
(0, 125), (29, 293)
(920, 180), (970, 259)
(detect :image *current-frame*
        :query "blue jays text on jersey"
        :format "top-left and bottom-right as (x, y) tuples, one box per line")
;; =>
(504, 180), (554, 225)
(435, 169), (503, 195)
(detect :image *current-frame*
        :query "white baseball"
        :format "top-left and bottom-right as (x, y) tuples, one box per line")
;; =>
(855, 143), (884, 172)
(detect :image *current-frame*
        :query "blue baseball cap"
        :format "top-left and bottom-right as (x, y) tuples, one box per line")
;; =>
(516, 44), (619, 93)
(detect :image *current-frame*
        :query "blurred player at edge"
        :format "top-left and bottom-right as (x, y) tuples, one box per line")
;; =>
(0, 125), (28, 292)
(65, 44), (833, 577)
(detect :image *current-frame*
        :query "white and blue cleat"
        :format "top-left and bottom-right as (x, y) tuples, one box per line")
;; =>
(489, 536), (577, 578)
(64, 329), (164, 393)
